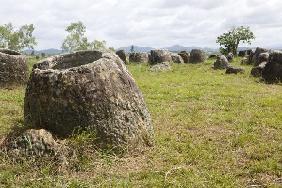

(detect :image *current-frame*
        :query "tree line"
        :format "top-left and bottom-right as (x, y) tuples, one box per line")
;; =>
(0, 21), (255, 55)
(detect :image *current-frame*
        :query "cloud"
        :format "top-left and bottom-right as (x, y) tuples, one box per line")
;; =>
(0, 0), (281, 49)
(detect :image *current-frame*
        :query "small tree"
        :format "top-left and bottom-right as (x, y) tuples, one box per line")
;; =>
(62, 21), (90, 52)
(216, 26), (255, 55)
(109, 47), (115, 52)
(130, 45), (134, 53)
(62, 21), (111, 53)
(90, 40), (107, 50)
(0, 23), (37, 51)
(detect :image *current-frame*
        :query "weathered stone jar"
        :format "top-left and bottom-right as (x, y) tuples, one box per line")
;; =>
(262, 51), (282, 83)
(149, 49), (172, 65)
(178, 51), (190, 63)
(24, 50), (154, 149)
(0, 49), (28, 87)
(129, 52), (149, 63)
(213, 55), (229, 70)
(116, 50), (127, 63)
(189, 49), (206, 63)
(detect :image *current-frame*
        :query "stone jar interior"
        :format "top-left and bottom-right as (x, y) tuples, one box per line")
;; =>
(34, 50), (104, 70)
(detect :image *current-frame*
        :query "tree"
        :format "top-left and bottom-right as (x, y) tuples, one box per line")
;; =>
(0, 23), (37, 51)
(216, 26), (255, 55)
(109, 47), (115, 52)
(130, 45), (134, 53)
(62, 21), (90, 52)
(89, 40), (107, 50)
(62, 21), (111, 53)
(17, 24), (37, 50)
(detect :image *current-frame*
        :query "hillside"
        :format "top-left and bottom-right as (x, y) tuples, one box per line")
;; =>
(23, 48), (63, 56)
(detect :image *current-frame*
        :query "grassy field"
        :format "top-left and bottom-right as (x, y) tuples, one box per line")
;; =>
(0, 57), (281, 187)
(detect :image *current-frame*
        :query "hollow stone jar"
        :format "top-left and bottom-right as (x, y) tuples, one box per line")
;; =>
(0, 49), (28, 87)
(24, 50), (154, 150)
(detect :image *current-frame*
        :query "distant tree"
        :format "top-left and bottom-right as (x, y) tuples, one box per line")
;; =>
(109, 47), (115, 52)
(90, 40), (107, 50)
(62, 21), (90, 52)
(31, 50), (35, 56)
(41, 53), (46, 58)
(0, 23), (37, 51)
(62, 21), (112, 53)
(130, 45), (134, 53)
(216, 26), (255, 55)
(17, 24), (37, 50)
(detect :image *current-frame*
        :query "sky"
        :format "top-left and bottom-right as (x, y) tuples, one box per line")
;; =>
(0, 0), (281, 50)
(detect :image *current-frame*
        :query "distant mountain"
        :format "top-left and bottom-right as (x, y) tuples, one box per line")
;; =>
(118, 45), (219, 53)
(23, 48), (62, 56)
(117, 46), (154, 53)
(166, 46), (219, 53)
(164, 45), (201, 52)
(238, 47), (253, 51)
(40, 48), (63, 55)
(22, 45), (225, 56)
(237, 46), (282, 51)
(273, 47), (282, 50)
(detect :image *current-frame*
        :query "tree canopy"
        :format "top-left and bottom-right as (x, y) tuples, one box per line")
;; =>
(62, 21), (107, 52)
(0, 23), (37, 51)
(216, 26), (255, 55)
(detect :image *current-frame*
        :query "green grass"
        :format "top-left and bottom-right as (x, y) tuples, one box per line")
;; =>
(0, 57), (281, 187)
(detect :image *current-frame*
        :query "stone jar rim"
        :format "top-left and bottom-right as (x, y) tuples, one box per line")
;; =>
(0, 49), (22, 56)
(32, 50), (119, 72)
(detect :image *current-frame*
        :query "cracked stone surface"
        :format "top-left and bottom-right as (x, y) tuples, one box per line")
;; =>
(1, 129), (68, 162)
(0, 49), (28, 87)
(189, 49), (206, 63)
(262, 51), (282, 83)
(149, 50), (172, 65)
(129, 52), (148, 63)
(24, 50), (154, 150)
(213, 55), (229, 70)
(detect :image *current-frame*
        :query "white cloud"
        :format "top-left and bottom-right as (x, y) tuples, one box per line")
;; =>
(0, 0), (281, 49)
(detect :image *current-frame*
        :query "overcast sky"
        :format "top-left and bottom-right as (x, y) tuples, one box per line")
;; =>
(0, 0), (281, 50)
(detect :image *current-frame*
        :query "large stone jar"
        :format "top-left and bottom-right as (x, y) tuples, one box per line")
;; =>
(24, 50), (154, 149)
(0, 49), (28, 87)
